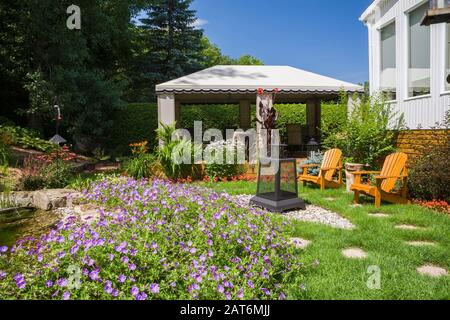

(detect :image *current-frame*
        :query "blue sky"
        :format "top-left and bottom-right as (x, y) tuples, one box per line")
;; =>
(191, 0), (373, 84)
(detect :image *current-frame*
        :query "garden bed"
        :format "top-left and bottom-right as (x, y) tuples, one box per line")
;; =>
(0, 177), (304, 300)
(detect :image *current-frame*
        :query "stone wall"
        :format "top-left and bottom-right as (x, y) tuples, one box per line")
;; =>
(395, 129), (449, 160)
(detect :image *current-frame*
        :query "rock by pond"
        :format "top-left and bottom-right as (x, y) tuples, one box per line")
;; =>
(0, 208), (62, 246)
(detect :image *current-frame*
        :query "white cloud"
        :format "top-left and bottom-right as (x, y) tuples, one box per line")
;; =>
(192, 18), (208, 28)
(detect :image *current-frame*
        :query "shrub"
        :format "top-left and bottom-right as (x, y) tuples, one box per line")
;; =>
(20, 147), (76, 190)
(204, 140), (246, 181)
(111, 104), (159, 155)
(322, 95), (405, 168)
(409, 113), (450, 202)
(180, 104), (240, 133)
(156, 123), (202, 180)
(0, 125), (57, 153)
(40, 160), (74, 189)
(20, 156), (47, 191)
(0, 177), (303, 300)
(320, 97), (348, 143)
(124, 153), (157, 179)
(299, 151), (324, 176)
(0, 140), (9, 166)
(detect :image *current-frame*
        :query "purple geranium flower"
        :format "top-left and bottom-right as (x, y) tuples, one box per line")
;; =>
(150, 283), (159, 294)
(89, 269), (100, 281)
(130, 286), (139, 296)
(136, 292), (148, 300)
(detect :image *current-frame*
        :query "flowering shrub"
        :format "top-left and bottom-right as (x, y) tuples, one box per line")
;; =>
(204, 140), (246, 181)
(409, 113), (450, 203)
(20, 146), (76, 190)
(0, 177), (303, 300)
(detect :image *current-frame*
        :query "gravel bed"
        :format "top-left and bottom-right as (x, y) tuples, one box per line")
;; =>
(231, 195), (355, 230)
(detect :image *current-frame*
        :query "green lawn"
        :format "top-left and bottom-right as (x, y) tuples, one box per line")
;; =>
(200, 181), (450, 300)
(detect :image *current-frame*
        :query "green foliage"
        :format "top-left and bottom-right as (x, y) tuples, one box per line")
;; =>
(0, 125), (57, 152)
(409, 114), (450, 202)
(300, 151), (324, 176)
(67, 172), (118, 192)
(322, 95), (405, 168)
(156, 122), (201, 180)
(139, 0), (204, 99)
(22, 175), (46, 191)
(201, 37), (264, 68)
(180, 104), (240, 131)
(112, 103), (159, 155)
(40, 159), (74, 189)
(0, 140), (9, 166)
(273, 104), (306, 141)
(124, 153), (157, 179)
(204, 140), (246, 180)
(320, 99), (348, 143)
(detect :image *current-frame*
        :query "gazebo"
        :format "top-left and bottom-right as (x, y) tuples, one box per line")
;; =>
(156, 65), (363, 149)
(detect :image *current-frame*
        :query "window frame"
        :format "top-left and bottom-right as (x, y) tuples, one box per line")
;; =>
(443, 22), (450, 95)
(405, 1), (432, 99)
(379, 20), (397, 102)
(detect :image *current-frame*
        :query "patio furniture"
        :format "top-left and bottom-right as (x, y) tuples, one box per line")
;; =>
(350, 152), (409, 208)
(299, 148), (343, 190)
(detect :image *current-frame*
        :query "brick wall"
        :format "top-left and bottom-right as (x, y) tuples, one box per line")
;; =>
(395, 129), (450, 159)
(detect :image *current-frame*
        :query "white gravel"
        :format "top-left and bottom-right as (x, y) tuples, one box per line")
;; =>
(231, 195), (355, 230)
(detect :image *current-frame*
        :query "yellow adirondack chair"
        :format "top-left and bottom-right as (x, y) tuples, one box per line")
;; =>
(299, 148), (343, 190)
(351, 152), (410, 208)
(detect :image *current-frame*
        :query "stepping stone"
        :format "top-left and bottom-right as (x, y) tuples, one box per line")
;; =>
(324, 197), (335, 202)
(342, 247), (368, 259)
(406, 241), (436, 247)
(368, 213), (389, 218)
(395, 224), (423, 230)
(289, 237), (311, 249)
(417, 265), (448, 277)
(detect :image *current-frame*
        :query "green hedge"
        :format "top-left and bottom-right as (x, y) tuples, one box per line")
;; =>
(112, 102), (346, 155)
(111, 103), (159, 155)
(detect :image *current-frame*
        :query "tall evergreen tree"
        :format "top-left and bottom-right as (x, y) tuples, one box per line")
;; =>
(140, 0), (203, 99)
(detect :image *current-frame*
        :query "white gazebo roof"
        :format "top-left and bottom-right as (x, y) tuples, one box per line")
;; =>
(156, 65), (363, 94)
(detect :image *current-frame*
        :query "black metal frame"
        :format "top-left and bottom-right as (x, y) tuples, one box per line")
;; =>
(250, 158), (305, 212)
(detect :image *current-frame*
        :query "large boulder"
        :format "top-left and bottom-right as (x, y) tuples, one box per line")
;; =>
(32, 189), (82, 211)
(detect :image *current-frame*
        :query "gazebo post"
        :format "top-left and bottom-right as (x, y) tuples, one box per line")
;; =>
(157, 93), (177, 127)
(306, 98), (321, 141)
(157, 93), (179, 145)
(239, 100), (251, 130)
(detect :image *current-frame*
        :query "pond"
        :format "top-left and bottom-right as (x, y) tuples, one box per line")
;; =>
(0, 208), (60, 246)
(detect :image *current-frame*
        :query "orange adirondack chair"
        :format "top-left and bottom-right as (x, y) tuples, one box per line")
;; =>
(299, 148), (343, 190)
(350, 152), (410, 208)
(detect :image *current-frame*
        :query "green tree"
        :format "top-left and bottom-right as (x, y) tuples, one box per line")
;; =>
(201, 37), (263, 68)
(140, 0), (204, 99)
(15, 0), (136, 150)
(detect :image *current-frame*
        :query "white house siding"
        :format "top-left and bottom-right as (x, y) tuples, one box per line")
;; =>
(363, 0), (450, 129)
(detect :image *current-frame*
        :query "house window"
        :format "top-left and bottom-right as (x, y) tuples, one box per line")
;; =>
(446, 23), (450, 92)
(380, 22), (396, 100)
(408, 3), (431, 97)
